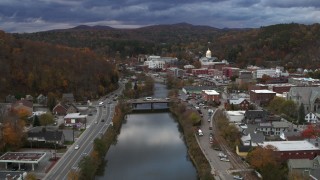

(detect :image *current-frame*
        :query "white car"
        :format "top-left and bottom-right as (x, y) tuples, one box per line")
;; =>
(218, 152), (227, 158)
(198, 129), (204, 136)
(233, 175), (244, 180)
(220, 157), (230, 162)
(75, 145), (79, 150)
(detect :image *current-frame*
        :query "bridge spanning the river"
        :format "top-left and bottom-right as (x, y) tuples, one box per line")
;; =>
(127, 98), (171, 111)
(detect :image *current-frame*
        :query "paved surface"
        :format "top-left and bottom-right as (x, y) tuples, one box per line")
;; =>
(182, 91), (257, 180)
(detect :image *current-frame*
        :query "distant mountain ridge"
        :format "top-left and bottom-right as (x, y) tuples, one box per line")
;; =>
(12, 22), (320, 69)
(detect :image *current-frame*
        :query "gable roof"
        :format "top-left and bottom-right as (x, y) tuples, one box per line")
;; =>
(288, 159), (313, 169)
(53, 102), (69, 110)
(12, 99), (33, 108)
(229, 98), (248, 105)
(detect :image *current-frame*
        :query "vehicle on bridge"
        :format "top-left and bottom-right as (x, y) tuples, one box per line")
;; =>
(145, 97), (152, 101)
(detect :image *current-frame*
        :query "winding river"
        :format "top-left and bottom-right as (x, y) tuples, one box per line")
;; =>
(97, 83), (198, 180)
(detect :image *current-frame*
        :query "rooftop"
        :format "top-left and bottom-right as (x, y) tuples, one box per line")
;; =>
(259, 140), (320, 151)
(0, 152), (46, 163)
(64, 113), (87, 119)
(202, 90), (219, 95)
(251, 90), (276, 94)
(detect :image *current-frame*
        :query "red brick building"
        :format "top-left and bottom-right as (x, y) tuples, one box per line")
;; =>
(52, 103), (68, 116)
(250, 89), (276, 106)
(192, 68), (208, 76)
(201, 90), (220, 103)
(259, 140), (320, 162)
(222, 67), (240, 78)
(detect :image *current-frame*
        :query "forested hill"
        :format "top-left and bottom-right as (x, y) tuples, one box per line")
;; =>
(13, 23), (320, 70)
(0, 31), (119, 101)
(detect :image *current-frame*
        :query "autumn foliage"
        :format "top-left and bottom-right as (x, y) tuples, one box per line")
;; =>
(301, 124), (320, 139)
(0, 31), (119, 100)
(0, 110), (26, 151)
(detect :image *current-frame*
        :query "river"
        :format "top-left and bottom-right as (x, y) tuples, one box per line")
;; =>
(96, 83), (198, 180)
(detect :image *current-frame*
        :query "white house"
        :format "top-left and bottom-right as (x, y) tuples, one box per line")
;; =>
(256, 121), (290, 136)
(305, 112), (319, 124)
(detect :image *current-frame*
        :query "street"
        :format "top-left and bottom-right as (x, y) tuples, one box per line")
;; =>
(44, 83), (124, 180)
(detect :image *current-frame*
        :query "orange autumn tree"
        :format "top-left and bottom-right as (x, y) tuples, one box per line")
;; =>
(1, 110), (26, 151)
(247, 145), (279, 169)
(247, 145), (287, 179)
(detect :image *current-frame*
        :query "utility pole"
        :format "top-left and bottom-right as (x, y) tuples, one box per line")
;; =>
(73, 125), (75, 142)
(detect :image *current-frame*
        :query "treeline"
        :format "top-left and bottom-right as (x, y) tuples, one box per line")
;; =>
(0, 31), (119, 101)
(12, 23), (320, 69)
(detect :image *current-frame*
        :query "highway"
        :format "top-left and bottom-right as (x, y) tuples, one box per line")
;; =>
(45, 83), (124, 180)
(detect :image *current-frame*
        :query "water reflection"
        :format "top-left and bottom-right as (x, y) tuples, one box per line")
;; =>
(97, 113), (198, 180)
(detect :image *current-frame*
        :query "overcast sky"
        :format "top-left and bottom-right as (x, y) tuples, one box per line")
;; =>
(1, 0), (320, 33)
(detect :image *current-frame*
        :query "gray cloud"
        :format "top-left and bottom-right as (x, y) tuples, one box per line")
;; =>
(0, 0), (319, 33)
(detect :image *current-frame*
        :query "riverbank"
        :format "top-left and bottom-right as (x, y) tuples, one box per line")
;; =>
(76, 101), (130, 179)
(170, 101), (214, 180)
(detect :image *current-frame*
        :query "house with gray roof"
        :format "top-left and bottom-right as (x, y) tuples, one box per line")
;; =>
(287, 86), (320, 114)
(288, 156), (320, 180)
(28, 130), (65, 145)
(256, 121), (290, 136)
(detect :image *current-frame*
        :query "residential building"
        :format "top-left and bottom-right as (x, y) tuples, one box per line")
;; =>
(244, 110), (268, 124)
(228, 98), (250, 110)
(11, 99), (33, 116)
(305, 112), (320, 124)
(52, 103), (68, 116)
(64, 113), (87, 128)
(37, 94), (47, 105)
(28, 128), (65, 145)
(288, 156), (320, 180)
(250, 89), (276, 106)
(25, 95), (34, 102)
(256, 121), (290, 136)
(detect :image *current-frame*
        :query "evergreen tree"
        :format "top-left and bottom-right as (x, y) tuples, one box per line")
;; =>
(33, 115), (40, 127)
(298, 103), (306, 125)
(47, 92), (57, 112)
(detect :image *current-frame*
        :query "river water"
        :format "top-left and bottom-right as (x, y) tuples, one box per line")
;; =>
(97, 83), (198, 180)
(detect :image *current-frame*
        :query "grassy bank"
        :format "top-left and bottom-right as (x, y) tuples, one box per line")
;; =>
(170, 101), (214, 180)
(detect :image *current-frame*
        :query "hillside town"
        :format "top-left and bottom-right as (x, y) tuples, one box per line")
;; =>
(0, 48), (320, 180)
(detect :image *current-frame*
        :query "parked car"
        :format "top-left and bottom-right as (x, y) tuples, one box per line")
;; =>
(11, 166), (18, 171)
(75, 145), (79, 150)
(233, 175), (244, 180)
(218, 152), (227, 158)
